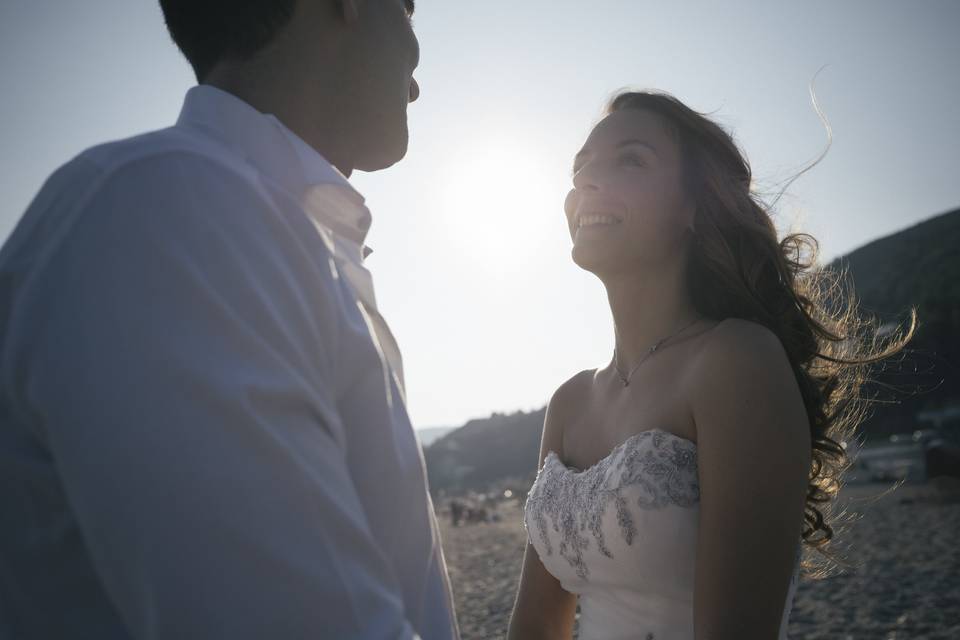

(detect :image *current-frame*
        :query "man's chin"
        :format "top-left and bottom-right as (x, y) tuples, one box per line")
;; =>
(354, 134), (409, 173)
(355, 155), (402, 172)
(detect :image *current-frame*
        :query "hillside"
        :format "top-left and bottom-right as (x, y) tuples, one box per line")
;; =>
(423, 410), (544, 495)
(831, 208), (960, 323)
(417, 426), (456, 447)
(831, 208), (960, 436)
(425, 208), (960, 495)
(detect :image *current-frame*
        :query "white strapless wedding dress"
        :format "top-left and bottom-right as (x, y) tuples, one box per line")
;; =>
(523, 429), (800, 640)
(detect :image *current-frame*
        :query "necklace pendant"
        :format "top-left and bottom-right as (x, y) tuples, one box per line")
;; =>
(622, 379), (630, 388)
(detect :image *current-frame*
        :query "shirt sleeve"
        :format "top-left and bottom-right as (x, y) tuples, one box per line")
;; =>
(10, 153), (422, 639)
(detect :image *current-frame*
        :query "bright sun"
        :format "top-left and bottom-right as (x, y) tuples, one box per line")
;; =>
(437, 136), (559, 273)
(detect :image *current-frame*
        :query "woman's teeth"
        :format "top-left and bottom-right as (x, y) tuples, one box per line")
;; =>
(578, 214), (622, 228)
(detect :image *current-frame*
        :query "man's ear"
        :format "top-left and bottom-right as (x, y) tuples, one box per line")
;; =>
(336, 0), (360, 24)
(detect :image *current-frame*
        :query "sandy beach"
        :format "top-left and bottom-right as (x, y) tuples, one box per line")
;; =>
(438, 481), (960, 639)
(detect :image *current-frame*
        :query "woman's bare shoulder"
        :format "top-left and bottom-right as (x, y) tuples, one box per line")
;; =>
(551, 369), (596, 408)
(692, 317), (789, 376)
(541, 369), (596, 459)
(688, 317), (807, 446)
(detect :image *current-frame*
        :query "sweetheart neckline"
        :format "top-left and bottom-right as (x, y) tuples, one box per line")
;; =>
(544, 428), (697, 476)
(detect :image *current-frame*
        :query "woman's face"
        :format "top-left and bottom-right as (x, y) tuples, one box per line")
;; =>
(565, 108), (695, 276)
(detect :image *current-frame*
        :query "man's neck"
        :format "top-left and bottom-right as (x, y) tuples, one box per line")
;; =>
(203, 66), (354, 177)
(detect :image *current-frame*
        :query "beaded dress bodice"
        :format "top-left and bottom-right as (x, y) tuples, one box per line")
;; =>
(523, 429), (800, 640)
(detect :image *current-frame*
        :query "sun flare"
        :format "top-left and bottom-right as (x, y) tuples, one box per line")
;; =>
(437, 136), (559, 272)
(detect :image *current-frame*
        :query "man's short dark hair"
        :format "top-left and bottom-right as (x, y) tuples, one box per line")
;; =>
(159, 0), (297, 81)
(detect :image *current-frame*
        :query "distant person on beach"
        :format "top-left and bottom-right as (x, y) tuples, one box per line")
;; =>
(0, 1), (459, 638)
(509, 91), (913, 639)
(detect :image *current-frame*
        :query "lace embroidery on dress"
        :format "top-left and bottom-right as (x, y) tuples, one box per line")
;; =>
(525, 430), (700, 580)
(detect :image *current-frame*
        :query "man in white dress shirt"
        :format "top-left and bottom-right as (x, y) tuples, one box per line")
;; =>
(0, 1), (459, 638)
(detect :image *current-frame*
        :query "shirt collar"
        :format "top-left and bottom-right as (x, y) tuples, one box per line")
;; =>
(175, 84), (373, 250)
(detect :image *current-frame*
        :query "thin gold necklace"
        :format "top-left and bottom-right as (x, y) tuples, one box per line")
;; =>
(613, 316), (701, 387)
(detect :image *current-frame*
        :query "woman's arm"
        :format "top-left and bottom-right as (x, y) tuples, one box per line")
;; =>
(690, 319), (812, 640)
(508, 375), (586, 640)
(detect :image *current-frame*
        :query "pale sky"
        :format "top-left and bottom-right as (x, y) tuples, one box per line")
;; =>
(2, 1), (959, 428)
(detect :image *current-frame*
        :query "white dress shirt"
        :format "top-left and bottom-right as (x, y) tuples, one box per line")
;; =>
(262, 109), (407, 394)
(0, 85), (458, 639)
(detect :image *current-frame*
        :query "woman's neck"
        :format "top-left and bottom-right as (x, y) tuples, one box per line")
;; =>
(602, 265), (700, 370)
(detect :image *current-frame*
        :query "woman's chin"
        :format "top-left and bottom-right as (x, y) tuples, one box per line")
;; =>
(571, 242), (621, 275)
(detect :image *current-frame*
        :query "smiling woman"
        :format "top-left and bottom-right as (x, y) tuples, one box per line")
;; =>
(437, 136), (558, 272)
(509, 90), (915, 640)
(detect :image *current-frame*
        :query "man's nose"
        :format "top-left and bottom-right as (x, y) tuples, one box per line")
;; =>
(409, 78), (420, 103)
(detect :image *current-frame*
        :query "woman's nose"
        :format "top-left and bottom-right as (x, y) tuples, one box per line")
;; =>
(572, 167), (600, 191)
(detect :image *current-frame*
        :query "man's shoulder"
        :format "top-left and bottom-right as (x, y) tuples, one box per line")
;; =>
(7, 125), (262, 237)
(76, 125), (255, 185)
(33, 123), (277, 241)
(1, 129), (255, 261)
(1, 124), (324, 285)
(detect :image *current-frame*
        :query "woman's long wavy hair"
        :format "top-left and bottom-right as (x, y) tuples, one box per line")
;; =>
(607, 91), (915, 576)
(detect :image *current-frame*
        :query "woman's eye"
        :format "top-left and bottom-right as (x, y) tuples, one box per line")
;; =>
(619, 153), (646, 167)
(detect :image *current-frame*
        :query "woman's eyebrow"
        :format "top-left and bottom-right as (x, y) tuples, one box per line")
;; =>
(615, 139), (659, 156)
(404, 0), (415, 16)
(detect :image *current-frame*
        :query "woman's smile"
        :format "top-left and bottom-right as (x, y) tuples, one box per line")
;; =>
(577, 213), (624, 230)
